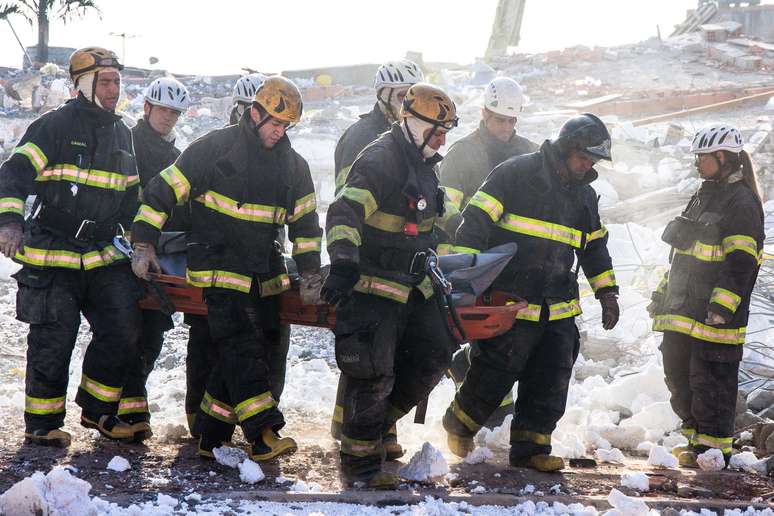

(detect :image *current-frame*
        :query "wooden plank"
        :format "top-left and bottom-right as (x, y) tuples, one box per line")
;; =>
(563, 94), (623, 110)
(632, 88), (774, 126)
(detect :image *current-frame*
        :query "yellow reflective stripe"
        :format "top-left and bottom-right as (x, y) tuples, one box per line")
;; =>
(722, 234), (759, 261)
(450, 245), (481, 254)
(0, 197), (25, 215)
(82, 245), (126, 270)
(25, 395), (65, 415)
(235, 392), (275, 422)
(681, 427), (696, 440)
(417, 276), (434, 300)
(13, 142), (48, 172)
(201, 391), (237, 424)
(186, 268), (252, 293)
(548, 299), (582, 320)
(365, 210), (434, 233)
(117, 397), (148, 415)
(36, 164), (138, 191)
(436, 243), (454, 256)
(292, 237), (321, 256)
(160, 164), (191, 203)
(195, 190), (286, 223)
(710, 287), (742, 314)
(288, 192), (317, 223)
(327, 225), (361, 246)
(673, 241), (724, 262)
(443, 186), (465, 211)
(469, 191), (504, 222)
(451, 399), (481, 433)
(499, 391), (514, 407)
(587, 226), (608, 243)
(653, 314), (746, 345)
(80, 374), (122, 403)
(260, 273), (291, 297)
(335, 165), (352, 193)
(133, 204), (168, 230)
(656, 274), (668, 294)
(16, 246), (82, 269)
(333, 404), (343, 424)
(341, 187), (378, 218)
(498, 214), (584, 248)
(341, 435), (381, 457)
(354, 275), (411, 303)
(515, 303), (542, 322)
(588, 269), (616, 293)
(512, 430), (552, 446)
(693, 433), (733, 454)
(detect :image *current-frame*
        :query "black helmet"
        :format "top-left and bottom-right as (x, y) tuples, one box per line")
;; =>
(554, 113), (612, 161)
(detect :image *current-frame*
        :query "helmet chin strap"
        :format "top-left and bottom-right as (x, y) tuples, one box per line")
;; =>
(403, 118), (438, 159)
(377, 88), (400, 123)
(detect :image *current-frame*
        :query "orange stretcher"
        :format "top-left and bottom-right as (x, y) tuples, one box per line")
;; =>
(139, 274), (527, 341)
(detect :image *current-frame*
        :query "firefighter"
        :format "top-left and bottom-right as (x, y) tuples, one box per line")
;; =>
(442, 113), (620, 472)
(119, 77), (191, 441)
(649, 125), (763, 468)
(333, 60), (424, 194)
(329, 59), (424, 459)
(0, 47), (143, 446)
(441, 76), (538, 428)
(229, 73), (266, 125)
(130, 76), (322, 461)
(323, 83), (459, 488)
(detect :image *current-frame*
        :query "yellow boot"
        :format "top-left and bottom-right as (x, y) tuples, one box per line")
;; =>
(24, 428), (72, 448)
(366, 471), (400, 490)
(511, 454), (565, 472)
(447, 432), (475, 458)
(671, 444), (691, 457)
(384, 424), (405, 461)
(81, 414), (134, 440)
(678, 451), (699, 468)
(249, 427), (298, 461)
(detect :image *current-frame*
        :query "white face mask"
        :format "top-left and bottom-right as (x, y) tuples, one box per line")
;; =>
(76, 68), (120, 110)
(403, 117), (438, 159)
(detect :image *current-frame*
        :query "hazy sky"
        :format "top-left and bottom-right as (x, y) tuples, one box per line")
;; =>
(0, 0), (760, 75)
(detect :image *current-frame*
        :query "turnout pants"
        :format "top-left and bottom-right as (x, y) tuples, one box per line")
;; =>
(445, 310), (579, 459)
(15, 265), (142, 432)
(120, 310), (173, 422)
(660, 331), (740, 454)
(194, 287), (287, 443)
(334, 291), (455, 481)
(185, 313), (290, 431)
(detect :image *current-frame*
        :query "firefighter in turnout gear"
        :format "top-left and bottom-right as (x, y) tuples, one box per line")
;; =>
(650, 125), (763, 469)
(441, 76), (538, 428)
(442, 113), (620, 472)
(323, 83), (459, 488)
(131, 76), (323, 461)
(330, 60), (424, 459)
(120, 77), (191, 441)
(0, 47), (143, 447)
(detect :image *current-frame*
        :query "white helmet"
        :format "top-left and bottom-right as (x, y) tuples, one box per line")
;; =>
(233, 73), (267, 104)
(691, 125), (743, 154)
(144, 77), (191, 112)
(484, 77), (525, 117)
(374, 60), (424, 91)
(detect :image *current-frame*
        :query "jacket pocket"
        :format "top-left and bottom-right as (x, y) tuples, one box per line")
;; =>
(13, 267), (57, 324)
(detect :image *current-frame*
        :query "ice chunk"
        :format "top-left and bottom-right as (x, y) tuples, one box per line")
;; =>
(595, 447), (626, 464)
(464, 446), (493, 465)
(608, 488), (650, 515)
(593, 424), (647, 450)
(238, 459), (265, 484)
(0, 468), (96, 516)
(156, 493), (178, 507)
(636, 441), (655, 456)
(470, 485), (487, 494)
(697, 448), (725, 471)
(620, 402), (680, 437)
(399, 442), (449, 481)
(288, 479), (322, 492)
(728, 451), (760, 473)
(662, 433), (688, 450)
(213, 446), (248, 468)
(106, 456), (131, 472)
(620, 472), (649, 492)
(646, 445), (678, 468)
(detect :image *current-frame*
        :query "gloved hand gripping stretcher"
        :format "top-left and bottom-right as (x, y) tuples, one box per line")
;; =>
(137, 233), (526, 341)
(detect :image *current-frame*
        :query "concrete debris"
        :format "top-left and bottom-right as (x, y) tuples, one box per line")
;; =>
(747, 389), (774, 412)
(696, 448), (725, 471)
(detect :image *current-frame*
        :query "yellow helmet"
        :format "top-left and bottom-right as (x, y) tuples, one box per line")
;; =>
(400, 83), (458, 130)
(253, 75), (303, 125)
(69, 47), (123, 84)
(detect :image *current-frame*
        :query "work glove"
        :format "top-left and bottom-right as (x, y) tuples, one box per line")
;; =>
(320, 261), (359, 307)
(131, 242), (161, 280)
(705, 310), (727, 326)
(599, 292), (620, 330)
(646, 291), (663, 318)
(0, 222), (23, 258)
(299, 270), (324, 305)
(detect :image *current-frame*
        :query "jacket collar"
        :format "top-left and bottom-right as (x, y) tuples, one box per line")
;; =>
(365, 102), (390, 132)
(219, 111), (291, 175)
(73, 92), (122, 126)
(532, 140), (598, 193)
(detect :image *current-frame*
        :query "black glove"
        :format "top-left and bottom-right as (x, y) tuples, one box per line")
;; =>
(321, 262), (359, 306)
(599, 292), (620, 330)
(0, 222), (23, 258)
(646, 292), (663, 318)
